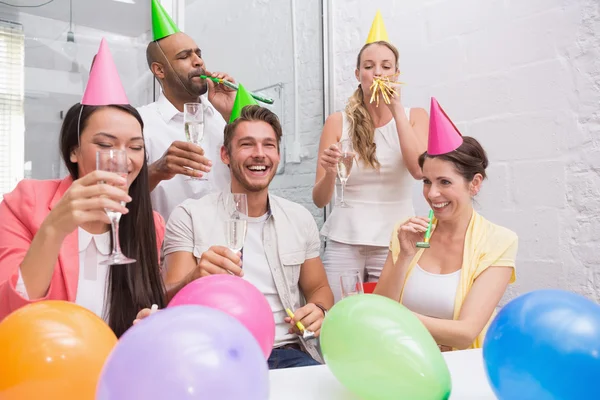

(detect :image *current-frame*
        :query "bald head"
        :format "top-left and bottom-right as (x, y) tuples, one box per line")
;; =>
(146, 33), (196, 64)
(145, 32), (208, 98)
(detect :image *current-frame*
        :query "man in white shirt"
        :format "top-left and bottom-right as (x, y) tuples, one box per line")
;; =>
(138, 3), (236, 220)
(161, 105), (334, 369)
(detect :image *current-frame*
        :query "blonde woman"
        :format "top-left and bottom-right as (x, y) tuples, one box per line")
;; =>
(313, 39), (428, 302)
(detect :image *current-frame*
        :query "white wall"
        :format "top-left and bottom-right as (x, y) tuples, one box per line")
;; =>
(331, 0), (600, 302)
(185, 0), (325, 222)
(0, 8), (154, 180)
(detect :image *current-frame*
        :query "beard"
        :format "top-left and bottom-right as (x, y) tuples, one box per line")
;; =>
(229, 160), (275, 193)
(165, 68), (208, 97)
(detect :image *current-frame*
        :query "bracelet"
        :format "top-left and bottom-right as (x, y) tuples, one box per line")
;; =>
(313, 303), (328, 316)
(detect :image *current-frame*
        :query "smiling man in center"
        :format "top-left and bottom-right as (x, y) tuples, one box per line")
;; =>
(161, 102), (334, 369)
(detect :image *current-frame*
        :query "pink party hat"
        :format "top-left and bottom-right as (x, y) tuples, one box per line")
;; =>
(81, 38), (128, 105)
(427, 97), (463, 155)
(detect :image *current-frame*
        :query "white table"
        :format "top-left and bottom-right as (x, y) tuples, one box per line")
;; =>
(269, 348), (496, 399)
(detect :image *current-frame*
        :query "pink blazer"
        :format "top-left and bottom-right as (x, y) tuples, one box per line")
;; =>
(0, 177), (165, 321)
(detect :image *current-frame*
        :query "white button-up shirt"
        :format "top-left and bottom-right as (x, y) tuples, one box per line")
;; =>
(16, 229), (112, 321)
(137, 92), (231, 221)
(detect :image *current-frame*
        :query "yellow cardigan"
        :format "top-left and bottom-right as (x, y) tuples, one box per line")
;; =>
(390, 210), (518, 349)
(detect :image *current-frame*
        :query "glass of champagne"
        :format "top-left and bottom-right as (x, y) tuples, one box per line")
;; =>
(96, 149), (136, 265)
(184, 102), (206, 181)
(224, 193), (248, 255)
(336, 138), (354, 208)
(340, 271), (364, 299)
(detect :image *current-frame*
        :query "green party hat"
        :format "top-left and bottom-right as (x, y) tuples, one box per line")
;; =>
(229, 83), (259, 123)
(151, 0), (180, 41)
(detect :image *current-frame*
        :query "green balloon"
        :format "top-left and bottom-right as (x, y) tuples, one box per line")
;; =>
(321, 294), (452, 400)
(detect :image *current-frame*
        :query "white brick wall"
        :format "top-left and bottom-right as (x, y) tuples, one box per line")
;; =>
(331, 0), (600, 303)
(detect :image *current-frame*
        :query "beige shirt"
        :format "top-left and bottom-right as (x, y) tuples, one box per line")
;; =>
(163, 191), (324, 362)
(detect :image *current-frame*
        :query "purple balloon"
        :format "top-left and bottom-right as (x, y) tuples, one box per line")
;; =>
(96, 305), (269, 400)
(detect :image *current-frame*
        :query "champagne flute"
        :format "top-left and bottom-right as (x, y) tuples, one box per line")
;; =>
(224, 192), (248, 219)
(184, 102), (206, 181)
(225, 219), (248, 254)
(340, 271), (364, 298)
(96, 149), (136, 265)
(224, 193), (248, 255)
(336, 139), (354, 208)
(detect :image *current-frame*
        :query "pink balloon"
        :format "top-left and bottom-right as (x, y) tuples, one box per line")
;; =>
(168, 275), (275, 359)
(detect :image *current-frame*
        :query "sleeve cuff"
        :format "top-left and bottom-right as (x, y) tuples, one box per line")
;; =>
(162, 246), (196, 257)
(15, 268), (30, 300)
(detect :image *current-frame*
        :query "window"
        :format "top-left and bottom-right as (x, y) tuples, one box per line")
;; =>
(0, 20), (24, 200)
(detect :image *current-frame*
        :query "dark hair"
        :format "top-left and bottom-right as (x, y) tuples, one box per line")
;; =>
(418, 136), (489, 181)
(59, 103), (166, 337)
(146, 40), (160, 70)
(223, 105), (282, 153)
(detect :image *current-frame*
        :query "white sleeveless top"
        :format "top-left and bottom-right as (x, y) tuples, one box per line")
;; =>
(321, 108), (415, 247)
(401, 265), (461, 320)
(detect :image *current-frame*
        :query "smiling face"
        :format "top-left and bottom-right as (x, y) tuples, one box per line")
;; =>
(422, 157), (482, 222)
(355, 42), (399, 98)
(70, 107), (145, 188)
(221, 120), (280, 193)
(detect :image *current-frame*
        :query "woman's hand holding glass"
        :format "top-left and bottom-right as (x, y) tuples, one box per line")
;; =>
(96, 149), (137, 265)
(319, 143), (342, 176)
(41, 170), (131, 239)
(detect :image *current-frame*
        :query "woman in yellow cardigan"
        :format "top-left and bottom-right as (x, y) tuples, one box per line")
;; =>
(374, 135), (518, 350)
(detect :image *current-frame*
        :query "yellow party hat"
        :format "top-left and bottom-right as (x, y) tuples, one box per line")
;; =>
(366, 10), (389, 44)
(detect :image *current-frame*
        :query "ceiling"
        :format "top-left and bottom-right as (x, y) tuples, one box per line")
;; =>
(5, 0), (150, 37)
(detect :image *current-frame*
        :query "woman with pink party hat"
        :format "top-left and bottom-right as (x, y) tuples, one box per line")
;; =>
(313, 11), (429, 303)
(375, 98), (519, 351)
(0, 39), (166, 337)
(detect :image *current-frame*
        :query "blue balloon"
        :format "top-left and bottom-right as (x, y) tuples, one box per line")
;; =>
(97, 305), (269, 400)
(483, 289), (600, 400)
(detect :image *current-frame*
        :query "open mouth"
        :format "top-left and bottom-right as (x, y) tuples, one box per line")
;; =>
(432, 201), (450, 210)
(246, 164), (270, 177)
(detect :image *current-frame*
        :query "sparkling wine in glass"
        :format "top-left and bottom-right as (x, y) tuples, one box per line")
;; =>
(184, 102), (206, 181)
(223, 192), (248, 257)
(225, 218), (248, 253)
(336, 139), (354, 208)
(96, 149), (136, 265)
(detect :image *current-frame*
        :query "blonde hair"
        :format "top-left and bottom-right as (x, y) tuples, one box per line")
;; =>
(345, 41), (399, 169)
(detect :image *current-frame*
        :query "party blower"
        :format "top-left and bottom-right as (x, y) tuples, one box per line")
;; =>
(200, 75), (274, 104)
(416, 210), (434, 249)
(286, 308), (316, 340)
